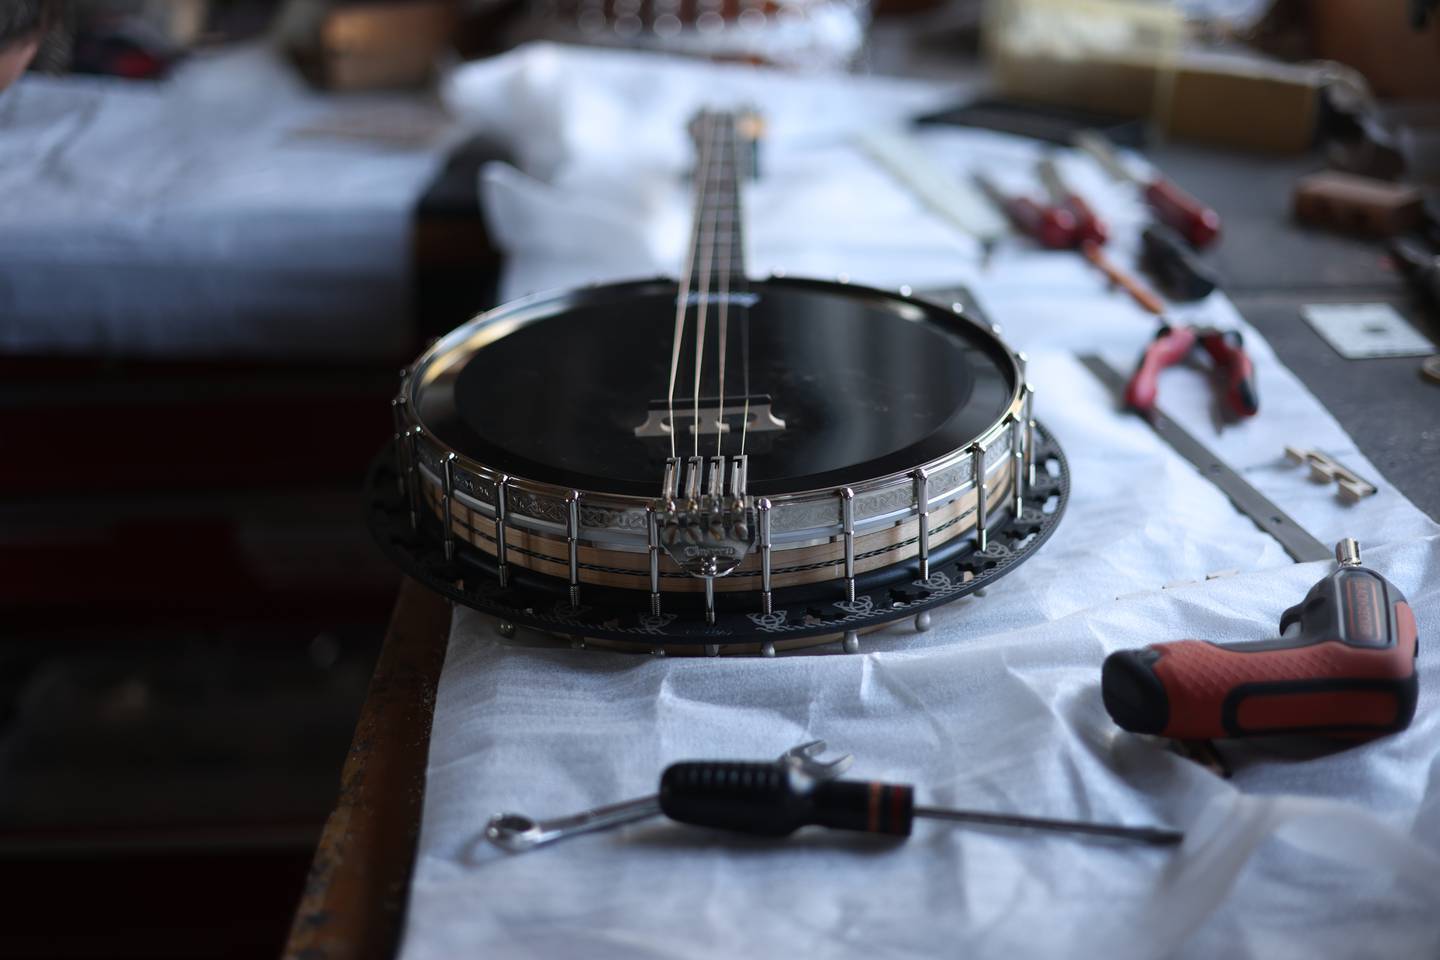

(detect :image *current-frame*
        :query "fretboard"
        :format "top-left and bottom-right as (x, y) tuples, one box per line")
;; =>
(686, 110), (747, 288)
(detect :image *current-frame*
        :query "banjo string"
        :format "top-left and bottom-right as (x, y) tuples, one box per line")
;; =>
(691, 112), (722, 463)
(666, 112), (715, 464)
(736, 115), (752, 462)
(714, 116), (735, 461)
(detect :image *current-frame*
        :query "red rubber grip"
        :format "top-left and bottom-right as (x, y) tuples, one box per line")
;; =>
(1123, 327), (1197, 414)
(1197, 331), (1259, 418)
(1009, 198), (1078, 249)
(1062, 195), (1108, 247)
(1144, 179), (1221, 249)
(1150, 601), (1417, 739)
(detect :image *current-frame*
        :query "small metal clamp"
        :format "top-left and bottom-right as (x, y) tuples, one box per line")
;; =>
(1284, 447), (1377, 504)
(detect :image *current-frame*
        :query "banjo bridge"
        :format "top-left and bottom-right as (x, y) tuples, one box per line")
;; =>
(633, 395), (786, 439)
(656, 455), (757, 579)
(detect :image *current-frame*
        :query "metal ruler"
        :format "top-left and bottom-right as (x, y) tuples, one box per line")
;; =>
(1079, 355), (1330, 563)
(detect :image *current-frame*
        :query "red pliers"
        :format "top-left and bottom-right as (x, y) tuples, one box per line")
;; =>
(1124, 325), (1258, 421)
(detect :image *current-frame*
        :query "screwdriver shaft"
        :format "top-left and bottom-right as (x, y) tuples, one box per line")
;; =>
(1082, 242), (1166, 316)
(913, 806), (1183, 846)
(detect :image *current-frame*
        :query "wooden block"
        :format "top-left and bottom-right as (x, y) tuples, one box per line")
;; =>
(279, 0), (456, 91)
(1292, 171), (1422, 236)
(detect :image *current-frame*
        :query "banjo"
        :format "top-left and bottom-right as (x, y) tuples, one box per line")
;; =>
(369, 110), (1069, 655)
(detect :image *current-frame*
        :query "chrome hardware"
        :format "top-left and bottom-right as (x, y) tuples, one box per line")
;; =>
(704, 576), (716, 625)
(1023, 385), (1037, 487)
(913, 468), (930, 581)
(485, 795), (662, 854)
(707, 455), (725, 498)
(971, 441), (989, 551)
(728, 455), (748, 499)
(406, 427), (421, 533)
(662, 457), (680, 499)
(442, 452), (458, 562)
(705, 644), (720, 657)
(495, 475), (511, 588)
(914, 611), (932, 632)
(566, 491), (581, 608)
(840, 487), (856, 603)
(758, 497), (773, 615)
(843, 630), (859, 654)
(1010, 415), (1025, 517)
(657, 457), (757, 584)
(390, 395), (408, 498)
(497, 620), (516, 639)
(684, 455), (704, 501)
(761, 641), (776, 657)
(646, 505), (661, 616)
(633, 397), (786, 439)
(1336, 538), (1362, 567)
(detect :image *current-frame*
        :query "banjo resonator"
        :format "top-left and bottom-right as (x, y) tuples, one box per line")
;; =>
(365, 110), (1070, 655)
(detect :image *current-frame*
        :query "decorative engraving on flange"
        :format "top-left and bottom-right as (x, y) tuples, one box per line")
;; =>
(834, 596), (874, 617)
(637, 612), (678, 633)
(748, 610), (788, 632)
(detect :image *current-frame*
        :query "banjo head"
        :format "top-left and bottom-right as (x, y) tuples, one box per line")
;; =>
(413, 276), (1018, 499)
(372, 276), (1070, 654)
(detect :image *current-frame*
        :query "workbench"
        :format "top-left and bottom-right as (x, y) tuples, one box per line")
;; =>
(281, 51), (1440, 960)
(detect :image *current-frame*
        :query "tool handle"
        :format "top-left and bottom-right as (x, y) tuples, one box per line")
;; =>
(1009, 198), (1078, 249)
(1140, 223), (1218, 301)
(659, 762), (914, 837)
(1103, 569), (1418, 740)
(1123, 326), (1197, 415)
(1144, 179), (1221, 249)
(1196, 329), (1258, 418)
(1061, 196), (1108, 247)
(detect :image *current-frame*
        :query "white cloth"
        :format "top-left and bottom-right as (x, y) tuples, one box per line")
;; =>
(402, 44), (1440, 959)
(0, 45), (455, 360)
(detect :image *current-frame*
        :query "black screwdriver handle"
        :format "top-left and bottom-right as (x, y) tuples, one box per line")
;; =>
(658, 762), (914, 838)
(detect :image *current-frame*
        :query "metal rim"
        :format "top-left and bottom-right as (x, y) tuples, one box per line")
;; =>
(364, 421), (1070, 654)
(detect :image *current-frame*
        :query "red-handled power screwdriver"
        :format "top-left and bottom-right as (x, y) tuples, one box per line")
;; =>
(1102, 539), (1419, 740)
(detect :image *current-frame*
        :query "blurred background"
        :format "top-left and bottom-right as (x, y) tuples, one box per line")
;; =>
(1, 0), (1436, 957)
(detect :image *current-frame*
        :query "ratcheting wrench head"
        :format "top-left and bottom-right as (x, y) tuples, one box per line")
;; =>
(778, 740), (853, 781)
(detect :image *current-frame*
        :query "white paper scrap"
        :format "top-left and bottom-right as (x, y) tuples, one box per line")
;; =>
(1301, 303), (1436, 359)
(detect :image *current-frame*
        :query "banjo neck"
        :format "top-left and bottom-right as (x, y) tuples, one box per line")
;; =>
(684, 110), (751, 291)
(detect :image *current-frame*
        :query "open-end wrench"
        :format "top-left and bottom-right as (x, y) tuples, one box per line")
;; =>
(485, 740), (853, 853)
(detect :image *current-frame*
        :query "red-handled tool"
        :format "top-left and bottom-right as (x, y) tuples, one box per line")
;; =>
(1074, 131), (1222, 249)
(1103, 539), (1419, 740)
(973, 173), (1078, 250)
(1124, 325), (1258, 421)
(1036, 156), (1108, 247)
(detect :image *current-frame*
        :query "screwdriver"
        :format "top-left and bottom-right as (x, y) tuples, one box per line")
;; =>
(972, 172), (1079, 250)
(1074, 131), (1222, 249)
(1036, 155), (1108, 247)
(659, 761), (1182, 846)
(485, 748), (1183, 853)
